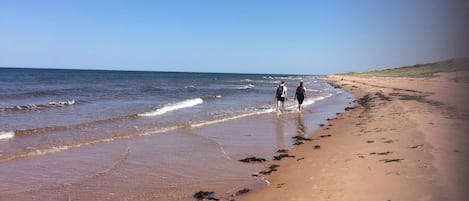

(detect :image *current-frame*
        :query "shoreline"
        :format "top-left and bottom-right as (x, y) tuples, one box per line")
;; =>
(0, 74), (354, 201)
(241, 73), (469, 201)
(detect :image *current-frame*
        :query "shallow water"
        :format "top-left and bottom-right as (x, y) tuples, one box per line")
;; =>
(0, 68), (353, 200)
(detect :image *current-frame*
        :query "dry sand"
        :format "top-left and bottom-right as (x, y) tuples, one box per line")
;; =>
(242, 73), (469, 201)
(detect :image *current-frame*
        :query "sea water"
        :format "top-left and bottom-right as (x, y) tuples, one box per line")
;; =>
(0, 68), (353, 200)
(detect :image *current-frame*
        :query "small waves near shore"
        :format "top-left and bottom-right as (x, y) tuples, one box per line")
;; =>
(0, 68), (353, 201)
(138, 98), (204, 117)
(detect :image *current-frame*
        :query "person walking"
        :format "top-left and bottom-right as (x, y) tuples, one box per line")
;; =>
(295, 80), (307, 112)
(276, 81), (288, 112)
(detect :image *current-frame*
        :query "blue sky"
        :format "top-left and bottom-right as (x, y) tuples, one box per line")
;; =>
(1, 0), (467, 75)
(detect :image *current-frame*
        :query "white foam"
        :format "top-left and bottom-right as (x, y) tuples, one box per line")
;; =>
(307, 89), (321, 92)
(191, 108), (275, 128)
(237, 84), (255, 89)
(191, 93), (333, 127)
(49, 99), (75, 106)
(0, 131), (14, 140)
(15, 104), (37, 110)
(301, 99), (317, 107)
(285, 93), (332, 111)
(34, 146), (71, 156)
(138, 98), (203, 117)
(305, 94), (330, 105)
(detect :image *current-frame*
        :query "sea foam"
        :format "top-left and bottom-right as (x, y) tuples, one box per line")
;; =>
(190, 107), (276, 128)
(138, 98), (203, 117)
(238, 84), (255, 89)
(0, 131), (15, 140)
(49, 100), (75, 106)
(0, 100), (76, 112)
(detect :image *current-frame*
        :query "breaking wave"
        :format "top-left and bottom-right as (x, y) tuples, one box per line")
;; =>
(237, 84), (255, 89)
(48, 100), (75, 106)
(138, 98), (203, 117)
(0, 131), (15, 140)
(0, 125), (181, 163)
(0, 100), (76, 112)
(190, 108), (276, 128)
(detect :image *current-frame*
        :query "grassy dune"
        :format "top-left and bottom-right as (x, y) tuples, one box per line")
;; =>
(338, 58), (469, 78)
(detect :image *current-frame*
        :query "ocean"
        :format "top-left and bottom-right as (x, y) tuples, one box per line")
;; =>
(0, 68), (353, 200)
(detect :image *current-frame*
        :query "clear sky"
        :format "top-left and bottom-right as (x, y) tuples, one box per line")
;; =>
(1, 0), (468, 75)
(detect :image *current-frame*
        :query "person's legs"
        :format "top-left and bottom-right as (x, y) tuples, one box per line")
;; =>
(297, 96), (304, 112)
(277, 97), (285, 112)
(276, 99), (281, 111)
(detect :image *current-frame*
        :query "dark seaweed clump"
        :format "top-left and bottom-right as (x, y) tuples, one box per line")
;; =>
(292, 136), (311, 141)
(236, 188), (251, 195)
(292, 135), (311, 145)
(238, 157), (266, 163)
(193, 191), (219, 201)
(273, 153), (295, 161)
(258, 164), (280, 175)
(277, 149), (288, 153)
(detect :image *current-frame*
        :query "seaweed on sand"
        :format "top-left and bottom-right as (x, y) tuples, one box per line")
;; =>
(193, 191), (219, 201)
(238, 157), (266, 163)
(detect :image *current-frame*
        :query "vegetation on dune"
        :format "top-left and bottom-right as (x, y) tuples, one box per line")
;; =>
(338, 58), (469, 78)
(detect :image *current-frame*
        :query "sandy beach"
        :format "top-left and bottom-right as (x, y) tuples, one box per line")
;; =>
(242, 72), (469, 201)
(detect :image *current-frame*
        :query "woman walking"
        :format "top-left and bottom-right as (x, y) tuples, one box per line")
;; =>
(295, 81), (307, 112)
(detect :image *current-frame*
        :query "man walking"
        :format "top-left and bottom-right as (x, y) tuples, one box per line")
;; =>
(276, 81), (288, 112)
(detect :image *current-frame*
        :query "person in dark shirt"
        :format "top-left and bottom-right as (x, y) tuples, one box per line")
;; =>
(295, 81), (307, 112)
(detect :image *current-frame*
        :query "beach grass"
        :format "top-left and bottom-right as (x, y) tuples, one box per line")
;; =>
(337, 57), (469, 78)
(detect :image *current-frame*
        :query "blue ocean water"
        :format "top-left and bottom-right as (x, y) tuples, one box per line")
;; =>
(0, 68), (353, 200)
(0, 68), (332, 136)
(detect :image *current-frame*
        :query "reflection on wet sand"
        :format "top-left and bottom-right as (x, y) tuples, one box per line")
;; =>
(296, 113), (306, 137)
(276, 114), (287, 148)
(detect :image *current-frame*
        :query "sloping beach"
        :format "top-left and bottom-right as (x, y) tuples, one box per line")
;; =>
(243, 60), (469, 201)
(0, 71), (354, 201)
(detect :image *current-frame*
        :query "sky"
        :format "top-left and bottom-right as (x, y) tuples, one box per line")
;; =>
(1, 0), (468, 75)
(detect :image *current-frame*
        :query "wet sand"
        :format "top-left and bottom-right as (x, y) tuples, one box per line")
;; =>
(242, 72), (469, 201)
